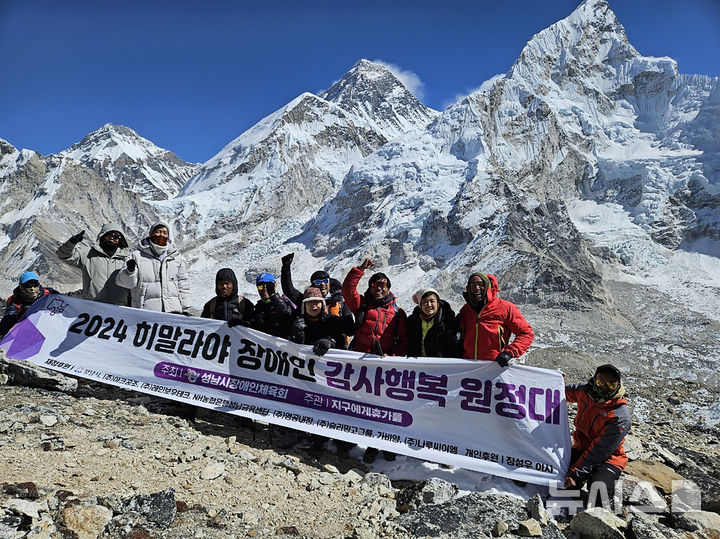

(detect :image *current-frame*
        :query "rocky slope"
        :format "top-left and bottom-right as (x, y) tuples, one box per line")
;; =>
(1, 352), (719, 538)
(61, 124), (198, 201)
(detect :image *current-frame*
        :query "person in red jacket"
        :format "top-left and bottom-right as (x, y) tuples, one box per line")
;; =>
(457, 272), (534, 365)
(341, 258), (407, 464)
(565, 364), (630, 510)
(341, 258), (408, 357)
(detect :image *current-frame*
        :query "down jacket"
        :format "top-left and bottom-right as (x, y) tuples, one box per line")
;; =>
(56, 223), (130, 305)
(457, 274), (534, 361)
(566, 383), (630, 481)
(407, 300), (460, 358)
(342, 266), (408, 356)
(115, 239), (190, 313)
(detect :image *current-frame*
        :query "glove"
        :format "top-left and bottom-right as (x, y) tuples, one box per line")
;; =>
(312, 338), (334, 356)
(281, 253), (294, 266)
(70, 230), (85, 244)
(266, 282), (276, 295)
(126, 259), (137, 272)
(227, 314), (244, 328)
(496, 352), (513, 367)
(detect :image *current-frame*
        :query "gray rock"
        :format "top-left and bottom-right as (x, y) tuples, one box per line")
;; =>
(0, 355), (78, 393)
(200, 462), (225, 480)
(620, 475), (668, 513)
(276, 457), (301, 476)
(492, 519), (508, 537)
(569, 507), (627, 539)
(39, 414), (58, 427)
(396, 478), (459, 512)
(673, 510), (720, 532)
(526, 494), (549, 525)
(397, 492), (528, 538)
(360, 472), (393, 497)
(628, 512), (682, 539)
(623, 435), (644, 461)
(675, 462), (720, 513)
(119, 489), (177, 528)
(517, 518), (542, 536)
(2, 498), (48, 519)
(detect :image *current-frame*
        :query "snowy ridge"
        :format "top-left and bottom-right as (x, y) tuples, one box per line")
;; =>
(321, 59), (439, 139)
(62, 124), (198, 200)
(0, 1), (718, 386)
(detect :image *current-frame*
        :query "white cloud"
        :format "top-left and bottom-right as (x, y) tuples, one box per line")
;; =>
(372, 59), (426, 100)
(441, 73), (505, 110)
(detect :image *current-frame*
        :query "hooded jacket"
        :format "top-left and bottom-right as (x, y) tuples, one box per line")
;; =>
(56, 223), (131, 305)
(457, 274), (534, 361)
(566, 382), (630, 480)
(280, 264), (353, 322)
(115, 237), (190, 313)
(341, 266), (408, 356)
(200, 268), (255, 322)
(407, 300), (460, 358)
(0, 284), (59, 337)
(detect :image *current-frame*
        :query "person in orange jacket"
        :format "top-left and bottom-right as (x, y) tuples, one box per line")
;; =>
(564, 364), (631, 509)
(456, 272), (534, 365)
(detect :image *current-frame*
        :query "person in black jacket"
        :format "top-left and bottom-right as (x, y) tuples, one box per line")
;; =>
(290, 286), (354, 454)
(251, 272), (295, 338)
(281, 252), (353, 346)
(289, 287), (354, 355)
(200, 268), (255, 325)
(407, 288), (460, 358)
(0, 272), (59, 338)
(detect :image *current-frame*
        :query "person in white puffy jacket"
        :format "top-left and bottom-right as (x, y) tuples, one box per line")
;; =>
(115, 222), (191, 314)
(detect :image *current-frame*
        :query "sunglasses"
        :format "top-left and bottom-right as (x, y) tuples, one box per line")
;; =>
(370, 281), (388, 289)
(312, 278), (329, 286)
(105, 232), (122, 240)
(22, 280), (40, 288)
(594, 376), (619, 390)
(256, 283), (270, 290)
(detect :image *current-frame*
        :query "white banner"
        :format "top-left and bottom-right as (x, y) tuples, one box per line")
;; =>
(1, 294), (570, 485)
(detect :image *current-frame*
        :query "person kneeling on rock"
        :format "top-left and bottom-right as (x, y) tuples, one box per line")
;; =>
(564, 364), (631, 510)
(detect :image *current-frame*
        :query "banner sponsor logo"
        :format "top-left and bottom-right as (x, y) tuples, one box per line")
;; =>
(0, 294), (570, 485)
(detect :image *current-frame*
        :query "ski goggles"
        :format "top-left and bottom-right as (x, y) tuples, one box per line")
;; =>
(593, 376), (619, 391)
(312, 278), (329, 286)
(256, 283), (271, 290)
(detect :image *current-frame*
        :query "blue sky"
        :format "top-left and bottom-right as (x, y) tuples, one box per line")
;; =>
(2, 0), (719, 163)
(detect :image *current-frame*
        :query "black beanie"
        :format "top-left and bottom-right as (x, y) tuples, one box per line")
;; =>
(310, 270), (330, 283)
(369, 272), (391, 288)
(595, 364), (622, 382)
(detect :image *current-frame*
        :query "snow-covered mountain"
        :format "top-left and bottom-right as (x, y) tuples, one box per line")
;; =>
(321, 59), (438, 139)
(294, 0), (720, 311)
(170, 61), (438, 245)
(0, 133), (176, 292)
(2, 1), (719, 392)
(61, 123), (198, 200)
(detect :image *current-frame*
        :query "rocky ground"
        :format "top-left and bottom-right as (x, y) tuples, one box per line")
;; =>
(1, 347), (720, 538)
(2, 279), (720, 538)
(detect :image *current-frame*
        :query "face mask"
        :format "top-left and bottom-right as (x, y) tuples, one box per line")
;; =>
(21, 284), (41, 301)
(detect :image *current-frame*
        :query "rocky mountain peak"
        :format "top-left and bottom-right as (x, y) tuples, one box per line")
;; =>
(321, 59), (438, 139)
(61, 123), (198, 201)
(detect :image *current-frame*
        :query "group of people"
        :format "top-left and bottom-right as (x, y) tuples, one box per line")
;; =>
(0, 222), (630, 506)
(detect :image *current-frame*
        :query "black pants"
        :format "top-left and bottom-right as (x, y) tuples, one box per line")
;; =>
(571, 449), (622, 510)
